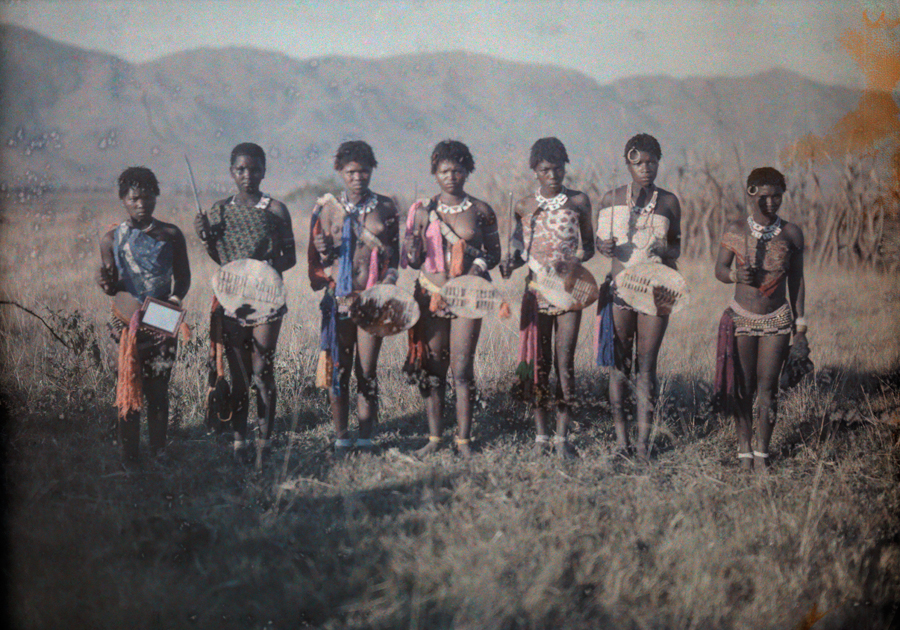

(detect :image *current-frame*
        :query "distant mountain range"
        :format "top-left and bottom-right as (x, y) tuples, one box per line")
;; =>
(0, 23), (861, 196)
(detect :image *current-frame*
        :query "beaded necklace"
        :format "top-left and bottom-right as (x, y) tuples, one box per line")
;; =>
(341, 191), (378, 215)
(747, 215), (782, 241)
(437, 196), (472, 215)
(229, 193), (271, 210)
(626, 182), (658, 216)
(535, 187), (569, 211)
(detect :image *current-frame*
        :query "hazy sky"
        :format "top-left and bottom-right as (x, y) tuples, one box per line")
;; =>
(0, 0), (889, 89)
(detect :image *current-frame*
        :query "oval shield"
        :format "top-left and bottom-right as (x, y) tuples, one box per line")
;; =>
(212, 259), (286, 323)
(615, 262), (690, 317)
(530, 260), (600, 311)
(439, 275), (501, 319)
(350, 284), (421, 337)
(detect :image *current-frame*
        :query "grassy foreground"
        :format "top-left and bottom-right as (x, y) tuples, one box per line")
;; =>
(2, 192), (899, 629)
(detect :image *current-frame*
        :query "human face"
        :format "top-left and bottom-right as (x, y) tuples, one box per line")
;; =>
(229, 154), (265, 195)
(434, 160), (468, 197)
(340, 161), (372, 201)
(534, 160), (566, 196)
(749, 184), (783, 221)
(122, 187), (157, 227)
(626, 150), (659, 189)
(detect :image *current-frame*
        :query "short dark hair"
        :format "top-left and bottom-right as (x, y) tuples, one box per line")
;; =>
(529, 137), (569, 170)
(430, 139), (475, 175)
(117, 166), (160, 199)
(747, 167), (786, 191)
(230, 142), (266, 168)
(334, 140), (377, 170)
(624, 133), (662, 160)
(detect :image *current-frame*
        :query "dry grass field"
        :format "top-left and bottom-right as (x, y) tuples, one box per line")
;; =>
(2, 189), (899, 629)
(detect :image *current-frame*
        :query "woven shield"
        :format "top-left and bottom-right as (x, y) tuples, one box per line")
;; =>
(615, 263), (690, 316)
(212, 259), (286, 323)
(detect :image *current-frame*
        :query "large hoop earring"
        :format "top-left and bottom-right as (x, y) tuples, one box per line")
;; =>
(627, 147), (641, 164)
(747, 185), (759, 196)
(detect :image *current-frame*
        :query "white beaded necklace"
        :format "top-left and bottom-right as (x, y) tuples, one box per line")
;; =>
(626, 182), (658, 216)
(747, 215), (782, 241)
(137, 218), (156, 233)
(230, 193), (271, 210)
(437, 196), (472, 215)
(535, 187), (569, 211)
(341, 191), (378, 215)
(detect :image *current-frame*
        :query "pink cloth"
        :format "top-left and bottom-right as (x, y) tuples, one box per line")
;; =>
(401, 200), (445, 273)
(365, 247), (380, 289)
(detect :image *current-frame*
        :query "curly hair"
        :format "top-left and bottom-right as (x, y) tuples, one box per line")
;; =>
(430, 139), (475, 174)
(746, 167), (786, 191)
(117, 166), (160, 199)
(230, 142), (266, 168)
(334, 140), (378, 170)
(529, 137), (569, 170)
(624, 133), (662, 161)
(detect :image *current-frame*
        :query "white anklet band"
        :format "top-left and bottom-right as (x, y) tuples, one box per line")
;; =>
(234, 440), (247, 451)
(355, 438), (374, 447)
(335, 438), (353, 448)
(753, 451), (769, 458)
(535, 435), (550, 443)
(737, 452), (754, 459)
(552, 435), (568, 444)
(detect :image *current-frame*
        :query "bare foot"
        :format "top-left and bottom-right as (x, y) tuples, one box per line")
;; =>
(455, 440), (474, 459)
(413, 439), (442, 458)
(634, 443), (651, 463)
(554, 440), (577, 460)
(738, 453), (754, 472)
(753, 453), (771, 474)
(532, 440), (552, 456)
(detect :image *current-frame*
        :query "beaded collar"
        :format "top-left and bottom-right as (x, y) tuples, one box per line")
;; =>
(341, 191), (378, 215)
(626, 182), (658, 216)
(436, 196), (472, 215)
(535, 187), (569, 211)
(229, 193), (271, 210)
(747, 215), (782, 241)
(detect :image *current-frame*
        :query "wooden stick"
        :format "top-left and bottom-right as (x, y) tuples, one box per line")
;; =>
(183, 153), (205, 217)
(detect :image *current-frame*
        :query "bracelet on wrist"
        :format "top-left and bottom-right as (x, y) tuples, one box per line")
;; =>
(472, 257), (487, 272)
(728, 268), (738, 283)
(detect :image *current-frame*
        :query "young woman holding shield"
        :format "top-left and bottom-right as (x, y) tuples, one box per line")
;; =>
(402, 140), (502, 458)
(194, 142), (296, 463)
(308, 141), (400, 457)
(500, 137), (595, 458)
(595, 133), (682, 461)
(714, 167), (807, 472)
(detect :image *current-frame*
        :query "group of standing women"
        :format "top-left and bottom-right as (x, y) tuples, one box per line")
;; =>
(97, 133), (807, 473)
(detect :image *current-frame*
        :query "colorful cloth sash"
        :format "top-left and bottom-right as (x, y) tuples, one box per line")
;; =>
(113, 222), (173, 302)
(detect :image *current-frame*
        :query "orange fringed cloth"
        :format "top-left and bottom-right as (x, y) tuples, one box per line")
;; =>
(115, 309), (143, 419)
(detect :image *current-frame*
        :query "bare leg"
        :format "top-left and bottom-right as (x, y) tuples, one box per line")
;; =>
(354, 326), (383, 440)
(222, 322), (253, 449)
(250, 319), (282, 443)
(610, 307), (637, 451)
(329, 318), (357, 441)
(143, 339), (175, 457)
(414, 312), (450, 456)
(449, 316), (482, 458)
(553, 310), (582, 439)
(634, 313), (669, 460)
(754, 334), (791, 472)
(734, 336), (760, 472)
(532, 312), (555, 441)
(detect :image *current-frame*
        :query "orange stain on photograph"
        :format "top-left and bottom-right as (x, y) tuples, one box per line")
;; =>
(783, 10), (900, 190)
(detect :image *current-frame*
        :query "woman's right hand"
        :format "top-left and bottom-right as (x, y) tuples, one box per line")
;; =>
(596, 236), (616, 258)
(404, 230), (424, 266)
(96, 264), (116, 295)
(312, 229), (332, 259)
(194, 213), (210, 242)
(733, 265), (757, 285)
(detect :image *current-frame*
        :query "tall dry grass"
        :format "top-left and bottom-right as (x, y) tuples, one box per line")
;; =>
(2, 180), (899, 629)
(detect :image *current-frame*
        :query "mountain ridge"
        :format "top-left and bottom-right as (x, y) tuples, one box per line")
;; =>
(0, 23), (861, 195)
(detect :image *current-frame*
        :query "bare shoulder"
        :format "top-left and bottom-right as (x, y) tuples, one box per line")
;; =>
(599, 185), (626, 209)
(267, 198), (291, 222)
(465, 197), (494, 225)
(782, 221), (804, 246)
(655, 187), (681, 214)
(515, 195), (537, 218)
(375, 193), (399, 215)
(100, 227), (116, 247)
(567, 189), (592, 212)
(156, 220), (186, 240)
(723, 219), (747, 236)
